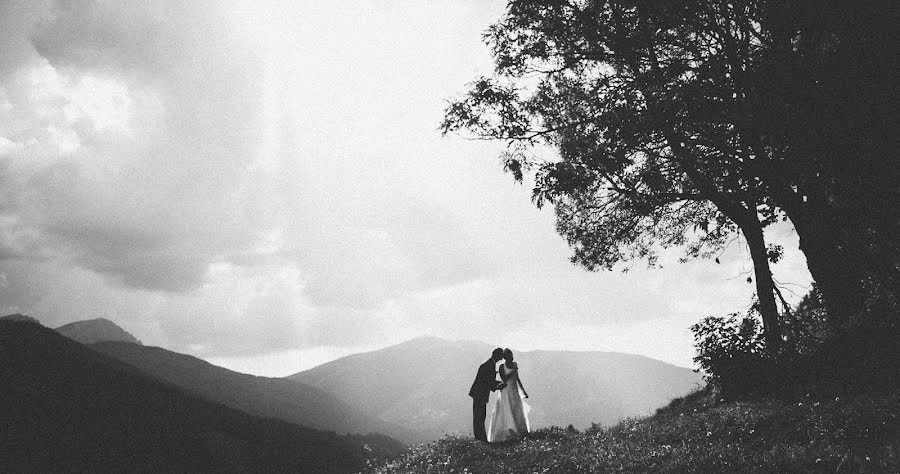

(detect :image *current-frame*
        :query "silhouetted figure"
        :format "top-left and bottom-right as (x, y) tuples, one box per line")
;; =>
(488, 348), (530, 442)
(468, 347), (505, 442)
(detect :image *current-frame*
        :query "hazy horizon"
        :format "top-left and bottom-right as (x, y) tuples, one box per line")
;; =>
(0, 1), (812, 378)
(208, 333), (709, 376)
(20, 315), (725, 377)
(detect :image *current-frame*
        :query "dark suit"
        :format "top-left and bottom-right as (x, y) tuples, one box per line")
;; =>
(469, 358), (501, 441)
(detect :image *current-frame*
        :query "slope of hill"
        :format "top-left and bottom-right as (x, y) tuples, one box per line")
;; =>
(364, 390), (900, 474)
(90, 341), (418, 443)
(55, 318), (142, 345)
(368, 389), (899, 472)
(289, 337), (702, 442)
(0, 320), (402, 472)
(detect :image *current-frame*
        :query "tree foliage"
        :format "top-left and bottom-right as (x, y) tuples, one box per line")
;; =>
(442, 0), (788, 347)
(443, 0), (897, 346)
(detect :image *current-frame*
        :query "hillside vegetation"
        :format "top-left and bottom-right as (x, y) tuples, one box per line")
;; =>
(367, 388), (899, 473)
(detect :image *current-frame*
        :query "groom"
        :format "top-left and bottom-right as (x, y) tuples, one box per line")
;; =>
(468, 347), (506, 442)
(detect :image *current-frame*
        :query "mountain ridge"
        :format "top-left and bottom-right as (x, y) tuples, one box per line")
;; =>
(378, 335), (695, 370)
(289, 336), (702, 442)
(0, 313), (41, 324)
(90, 340), (419, 443)
(55, 317), (143, 345)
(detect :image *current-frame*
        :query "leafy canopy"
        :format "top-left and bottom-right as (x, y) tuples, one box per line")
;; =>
(442, 0), (786, 271)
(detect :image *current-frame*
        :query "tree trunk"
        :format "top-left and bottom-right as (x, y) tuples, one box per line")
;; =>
(741, 214), (782, 352)
(653, 118), (783, 352)
(790, 209), (868, 335)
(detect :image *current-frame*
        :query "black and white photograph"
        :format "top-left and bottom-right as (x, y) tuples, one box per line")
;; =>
(1, 1), (896, 472)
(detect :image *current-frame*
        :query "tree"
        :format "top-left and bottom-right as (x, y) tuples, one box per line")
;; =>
(443, 0), (897, 346)
(443, 0), (787, 349)
(736, 0), (898, 331)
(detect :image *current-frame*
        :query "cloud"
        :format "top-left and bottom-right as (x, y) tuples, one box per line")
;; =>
(0, 0), (522, 359)
(2, 0), (507, 299)
(0, 1), (812, 370)
(0, 1), (52, 76)
(1, 0), (273, 292)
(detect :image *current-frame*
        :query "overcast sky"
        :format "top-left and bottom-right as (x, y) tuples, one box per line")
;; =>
(0, 0), (812, 375)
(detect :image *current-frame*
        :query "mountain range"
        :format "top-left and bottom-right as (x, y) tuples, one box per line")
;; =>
(290, 336), (703, 441)
(89, 340), (418, 443)
(0, 319), (402, 472)
(4, 314), (702, 454)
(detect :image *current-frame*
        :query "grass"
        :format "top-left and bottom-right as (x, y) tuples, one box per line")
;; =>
(364, 388), (899, 473)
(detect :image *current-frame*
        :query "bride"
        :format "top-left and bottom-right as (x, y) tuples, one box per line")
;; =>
(488, 348), (530, 442)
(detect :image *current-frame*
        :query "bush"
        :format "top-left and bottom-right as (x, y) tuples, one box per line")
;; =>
(692, 286), (899, 400)
(780, 286), (830, 355)
(691, 311), (773, 399)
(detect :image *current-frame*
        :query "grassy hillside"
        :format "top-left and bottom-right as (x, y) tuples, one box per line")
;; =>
(367, 388), (899, 473)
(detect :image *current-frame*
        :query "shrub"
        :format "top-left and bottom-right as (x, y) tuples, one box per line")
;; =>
(691, 311), (772, 399)
(693, 285), (898, 399)
(780, 285), (830, 355)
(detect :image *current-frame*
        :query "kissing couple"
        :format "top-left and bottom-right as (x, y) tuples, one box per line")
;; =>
(468, 347), (531, 443)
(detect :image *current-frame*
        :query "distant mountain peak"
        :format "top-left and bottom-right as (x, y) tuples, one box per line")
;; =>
(398, 335), (492, 349)
(55, 318), (142, 345)
(399, 335), (451, 346)
(0, 313), (41, 325)
(408, 335), (444, 342)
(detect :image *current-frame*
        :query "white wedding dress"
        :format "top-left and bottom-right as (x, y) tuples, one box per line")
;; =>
(488, 363), (530, 442)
